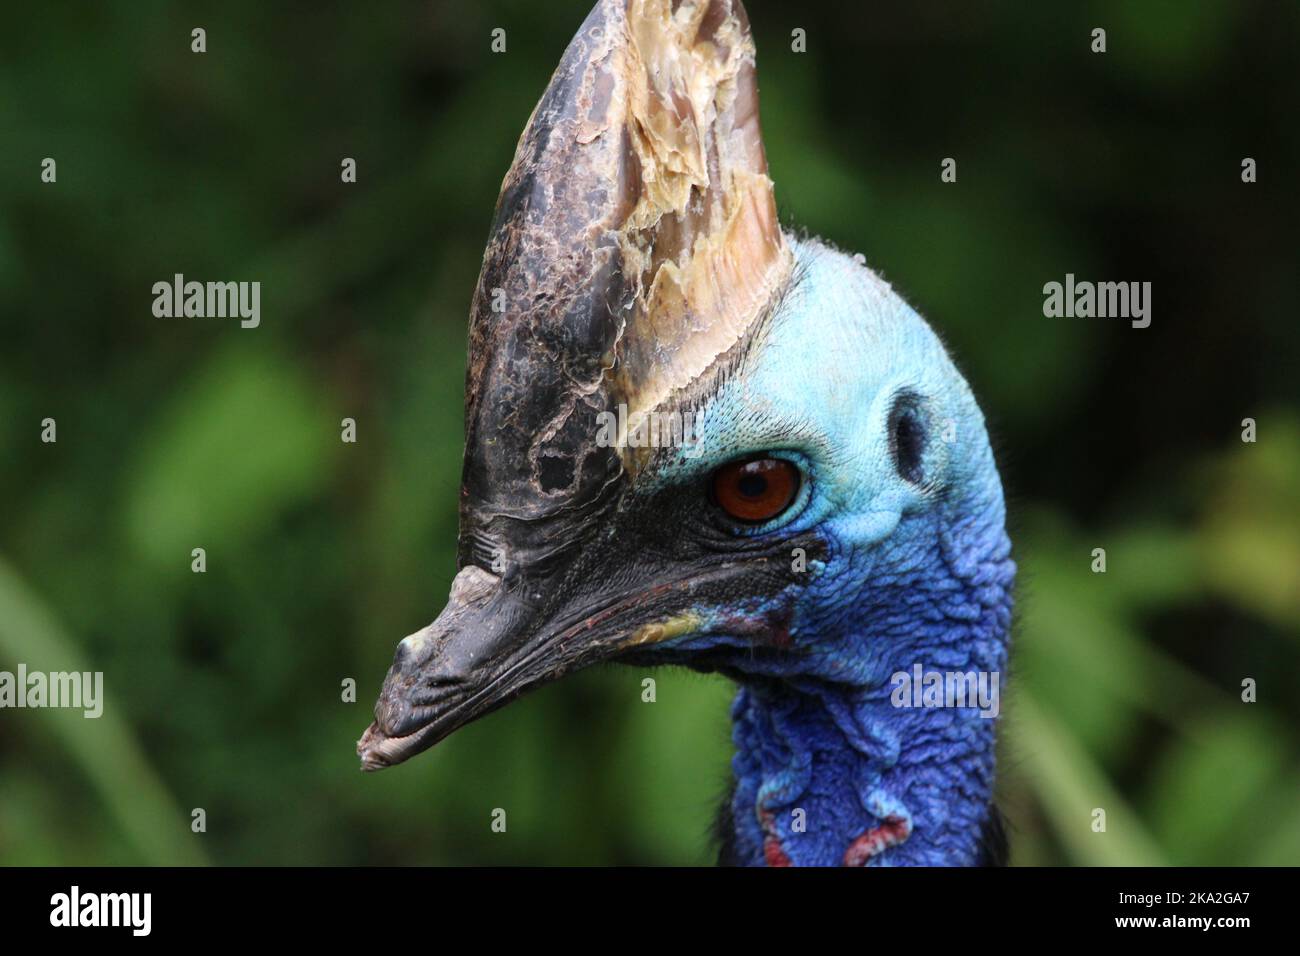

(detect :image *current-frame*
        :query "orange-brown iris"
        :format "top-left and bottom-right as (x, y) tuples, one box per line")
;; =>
(711, 457), (800, 524)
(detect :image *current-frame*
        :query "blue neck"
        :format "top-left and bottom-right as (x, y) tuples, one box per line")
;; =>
(724, 508), (1014, 866)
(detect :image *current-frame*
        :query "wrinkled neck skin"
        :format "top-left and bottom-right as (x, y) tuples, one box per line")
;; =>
(629, 237), (1016, 865)
(726, 493), (1014, 867)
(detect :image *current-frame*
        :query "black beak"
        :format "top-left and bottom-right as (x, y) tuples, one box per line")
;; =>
(358, 567), (521, 770)
(357, 532), (818, 770)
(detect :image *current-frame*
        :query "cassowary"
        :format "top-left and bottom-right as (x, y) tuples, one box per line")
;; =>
(358, 0), (1015, 867)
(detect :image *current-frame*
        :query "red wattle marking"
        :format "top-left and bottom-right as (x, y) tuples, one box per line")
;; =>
(764, 836), (793, 867)
(842, 814), (912, 866)
(760, 810), (792, 867)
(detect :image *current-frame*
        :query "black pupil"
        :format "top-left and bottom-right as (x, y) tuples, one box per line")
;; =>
(737, 473), (768, 498)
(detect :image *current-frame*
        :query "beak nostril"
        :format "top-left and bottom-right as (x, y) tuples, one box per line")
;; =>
(392, 640), (418, 671)
(393, 626), (439, 675)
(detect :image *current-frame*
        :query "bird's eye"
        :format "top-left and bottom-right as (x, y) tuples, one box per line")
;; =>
(889, 395), (928, 485)
(710, 457), (801, 524)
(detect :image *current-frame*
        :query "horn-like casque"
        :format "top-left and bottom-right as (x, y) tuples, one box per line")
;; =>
(359, 0), (789, 770)
(462, 0), (788, 552)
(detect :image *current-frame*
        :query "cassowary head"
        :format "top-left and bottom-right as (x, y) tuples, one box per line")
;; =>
(358, 0), (1014, 866)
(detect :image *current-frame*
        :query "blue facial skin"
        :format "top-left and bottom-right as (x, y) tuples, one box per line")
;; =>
(647, 237), (1016, 866)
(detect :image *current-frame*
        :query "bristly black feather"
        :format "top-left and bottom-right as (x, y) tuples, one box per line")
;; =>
(976, 802), (1009, 866)
(713, 780), (741, 866)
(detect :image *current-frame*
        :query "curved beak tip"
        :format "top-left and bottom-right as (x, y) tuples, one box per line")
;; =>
(356, 724), (391, 772)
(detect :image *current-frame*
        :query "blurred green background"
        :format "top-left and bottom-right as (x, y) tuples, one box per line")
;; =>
(1, 0), (1297, 865)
